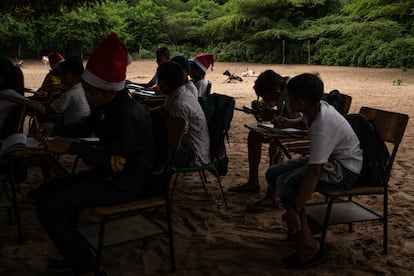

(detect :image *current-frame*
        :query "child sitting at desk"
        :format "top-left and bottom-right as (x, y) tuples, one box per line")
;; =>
(189, 53), (214, 98)
(253, 73), (362, 269)
(36, 33), (155, 275)
(0, 57), (45, 139)
(158, 61), (210, 167)
(136, 47), (170, 89)
(42, 57), (90, 127)
(228, 70), (296, 194)
(37, 52), (66, 97)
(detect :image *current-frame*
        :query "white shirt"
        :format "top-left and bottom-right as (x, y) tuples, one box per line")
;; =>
(193, 79), (210, 98)
(51, 82), (90, 125)
(306, 101), (362, 174)
(165, 85), (210, 165)
(185, 81), (198, 99)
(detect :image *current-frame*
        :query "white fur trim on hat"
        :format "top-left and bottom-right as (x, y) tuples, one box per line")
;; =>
(82, 69), (125, 91)
(51, 60), (64, 70)
(192, 58), (207, 72)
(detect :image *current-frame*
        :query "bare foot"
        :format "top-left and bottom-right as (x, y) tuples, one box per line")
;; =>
(296, 238), (320, 263)
(228, 181), (260, 193)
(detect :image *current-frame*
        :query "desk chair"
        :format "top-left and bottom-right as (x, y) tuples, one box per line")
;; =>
(77, 176), (176, 275)
(305, 106), (409, 254)
(76, 117), (176, 274)
(0, 151), (25, 242)
(0, 105), (27, 242)
(169, 93), (234, 209)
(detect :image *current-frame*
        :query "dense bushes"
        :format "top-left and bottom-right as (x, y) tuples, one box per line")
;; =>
(1, 0), (413, 68)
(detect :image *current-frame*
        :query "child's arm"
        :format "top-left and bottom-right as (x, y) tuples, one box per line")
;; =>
(272, 115), (305, 129)
(295, 164), (322, 207)
(285, 164), (322, 233)
(0, 94), (45, 114)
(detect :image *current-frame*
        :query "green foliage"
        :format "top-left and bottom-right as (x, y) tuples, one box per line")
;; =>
(0, 13), (34, 58)
(312, 20), (406, 67)
(393, 76), (403, 86)
(343, 0), (414, 23)
(1, 0), (414, 68)
(0, 0), (102, 17)
(124, 0), (167, 50)
(366, 37), (414, 68)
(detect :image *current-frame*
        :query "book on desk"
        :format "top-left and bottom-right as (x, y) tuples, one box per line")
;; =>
(0, 134), (101, 158)
(244, 123), (307, 137)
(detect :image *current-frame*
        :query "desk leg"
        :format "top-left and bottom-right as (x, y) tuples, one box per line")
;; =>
(9, 159), (23, 242)
(272, 138), (292, 160)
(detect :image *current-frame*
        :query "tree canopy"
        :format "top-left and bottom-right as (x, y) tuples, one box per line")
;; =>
(1, 0), (413, 68)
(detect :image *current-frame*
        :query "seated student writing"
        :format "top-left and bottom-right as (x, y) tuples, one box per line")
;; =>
(157, 61), (210, 167)
(0, 57), (45, 139)
(36, 33), (155, 275)
(36, 52), (66, 97)
(40, 57), (90, 128)
(228, 70), (297, 194)
(255, 73), (362, 269)
(171, 55), (198, 99)
(136, 47), (170, 89)
(189, 53), (214, 98)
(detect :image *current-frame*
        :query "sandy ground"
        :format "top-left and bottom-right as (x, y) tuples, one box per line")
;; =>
(1, 59), (414, 275)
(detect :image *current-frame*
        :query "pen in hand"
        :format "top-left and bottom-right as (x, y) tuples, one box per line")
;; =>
(280, 100), (286, 117)
(33, 114), (40, 129)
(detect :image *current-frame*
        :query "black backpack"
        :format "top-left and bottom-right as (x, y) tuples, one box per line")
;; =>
(345, 113), (390, 186)
(325, 89), (346, 115)
(199, 93), (235, 176)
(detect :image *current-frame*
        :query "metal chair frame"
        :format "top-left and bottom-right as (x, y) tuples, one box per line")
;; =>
(78, 194), (176, 275)
(305, 106), (409, 254)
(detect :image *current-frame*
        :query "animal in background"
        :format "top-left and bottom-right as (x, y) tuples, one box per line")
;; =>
(223, 70), (243, 83)
(42, 56), (49, 66)
(241, 68), (256, 77)
(15, 59), (24, 68)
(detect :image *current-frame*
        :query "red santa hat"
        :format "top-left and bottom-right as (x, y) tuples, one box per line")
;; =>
(48, 52), (65, 70)
(82, 33), (128, 91)
(191, 53), (214, 72)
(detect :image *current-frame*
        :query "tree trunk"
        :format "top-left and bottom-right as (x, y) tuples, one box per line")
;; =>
(17, 43), (21, 59)
(282, 40), (285, 65)
(308, 40), (311, 65)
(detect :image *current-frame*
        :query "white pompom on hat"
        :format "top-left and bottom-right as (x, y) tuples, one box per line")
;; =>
(82, 33), (128, 91)
(48, 52), (65, 70)
(191, 53), (214, 72)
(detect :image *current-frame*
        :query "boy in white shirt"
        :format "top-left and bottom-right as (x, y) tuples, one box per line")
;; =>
(263, 73), (362, 269)
(158, 61), (210, 167)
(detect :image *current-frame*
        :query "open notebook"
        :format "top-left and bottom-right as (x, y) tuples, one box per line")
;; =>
(257, 123), (308, 135)
(0, 133), (43, 158)
(0, 134), (101, 158)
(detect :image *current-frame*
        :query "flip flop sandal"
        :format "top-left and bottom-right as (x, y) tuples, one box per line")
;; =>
(282, 244), (328, 269)
(246, 200), (279, 213)
(228, 184), (260, 193)
(47, 259), (72, 274)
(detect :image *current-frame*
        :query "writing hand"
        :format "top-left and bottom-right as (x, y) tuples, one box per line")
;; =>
(272, 115), (289, 128)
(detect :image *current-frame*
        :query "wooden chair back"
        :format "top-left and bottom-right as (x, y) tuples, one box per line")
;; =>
(359, 106), (408, 144)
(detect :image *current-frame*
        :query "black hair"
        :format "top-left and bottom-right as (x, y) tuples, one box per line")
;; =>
(60, 57), (84, 75)
(254, 70), (286, 96)
(0, 57), (25, 95)
(157, 61), (185, 91)
(286, 73), (323, 105)
(156, 47), (170, 58)
(171, 55), (190, 71)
